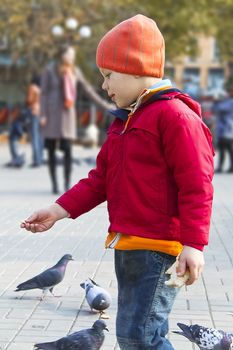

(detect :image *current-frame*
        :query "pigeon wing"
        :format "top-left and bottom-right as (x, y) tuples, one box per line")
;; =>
(34, 334), (78, 350)
(16, 267), (63, 291)
(35, 327), (105, 350)
(56, 329), (104, 350)
(15, 274), (43, 291)
(35, 268), (63, 288)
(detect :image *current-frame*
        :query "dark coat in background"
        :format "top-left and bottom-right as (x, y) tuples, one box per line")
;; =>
(40, 63), (112, 140)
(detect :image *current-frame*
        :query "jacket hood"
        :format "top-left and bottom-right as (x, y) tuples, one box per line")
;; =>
(142, 89), (202, 119)
(170, 91), (202, 118)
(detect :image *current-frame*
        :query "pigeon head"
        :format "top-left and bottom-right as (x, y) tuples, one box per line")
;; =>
(58, 254), (74, 264)
(92, 320), (109, 333)
(174, 323), (201, 342)
(80, 278), (97, 290)
(62, 254), (74, 261)
(174, 323), (232, 350)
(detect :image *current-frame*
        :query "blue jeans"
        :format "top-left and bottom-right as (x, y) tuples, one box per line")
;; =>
(9, 122), (25, 166)
(30, 113), (43, 165)
(115, 250), (179, 350)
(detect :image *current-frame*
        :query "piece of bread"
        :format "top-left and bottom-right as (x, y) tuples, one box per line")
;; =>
(165, 256), (190, 288)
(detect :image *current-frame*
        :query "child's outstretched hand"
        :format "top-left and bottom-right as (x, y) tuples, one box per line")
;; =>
(20, 204), (69, 233)
(176, 246), (204, 285)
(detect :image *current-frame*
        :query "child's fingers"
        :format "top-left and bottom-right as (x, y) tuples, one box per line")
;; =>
(20, 221), (34, 232)
(176, 258), (186, 277)
(30, 224), (37, 233)
(26, 213), (38, 223)
(20, 221), (26, 228)
(186, 263), (203, 285)
(186, 266), (198, 285)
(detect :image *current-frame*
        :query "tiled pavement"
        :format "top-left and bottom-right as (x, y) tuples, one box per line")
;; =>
(0, 142), (233, 350)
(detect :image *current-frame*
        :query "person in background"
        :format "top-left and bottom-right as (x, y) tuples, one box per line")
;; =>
(40, 45), (112, 194)
(214, 76), (233, 173)
(5, 104), (29, 168)
(21, 15), (214, 349)
(26, 75), (43, 167)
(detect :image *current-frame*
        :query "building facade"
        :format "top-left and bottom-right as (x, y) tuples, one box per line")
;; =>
(0, 35), (229, 104)
(165, 36), (228, 99)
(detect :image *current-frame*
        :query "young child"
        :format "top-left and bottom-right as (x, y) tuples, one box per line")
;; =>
(21, 14), (214, 349)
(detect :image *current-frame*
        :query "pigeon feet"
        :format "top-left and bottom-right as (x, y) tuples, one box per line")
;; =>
(38, 296), (46, 301)
(100, 311), (110, 319)
(50, 291), (62, 298)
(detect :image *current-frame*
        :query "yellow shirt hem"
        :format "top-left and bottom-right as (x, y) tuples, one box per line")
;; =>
(105, 232), (183, 257)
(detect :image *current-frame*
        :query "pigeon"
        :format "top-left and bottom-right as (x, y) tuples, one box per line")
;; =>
(80, 278), (112, 318)
(34, 319), (108, 350)
(15, 254), (73, 299)
(173, 322), (233, 350)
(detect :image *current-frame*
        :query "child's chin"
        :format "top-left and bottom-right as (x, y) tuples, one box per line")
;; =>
(117, 102), (127, 109)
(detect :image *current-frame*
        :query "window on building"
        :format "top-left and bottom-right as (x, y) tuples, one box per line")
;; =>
(0, 36), (8, 51)
(164, 67), (175, 85)
(207, 68), (225, 96)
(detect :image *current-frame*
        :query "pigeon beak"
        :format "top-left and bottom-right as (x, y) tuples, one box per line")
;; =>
(172, 330), (185, 336)
(173, 323), (193, 340)
(105, 327), (109, 332)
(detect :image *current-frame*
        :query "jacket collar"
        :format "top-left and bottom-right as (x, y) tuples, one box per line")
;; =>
(109, 88), (181, 121)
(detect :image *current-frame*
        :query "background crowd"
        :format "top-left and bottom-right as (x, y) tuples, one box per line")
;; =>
(1, 0), (233, 189)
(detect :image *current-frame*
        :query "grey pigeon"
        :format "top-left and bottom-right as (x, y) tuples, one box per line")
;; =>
(173, 322), (233, 350)
(34, 319), (108, 350)
(15, 254), (73, 299)
(80, 278), (112, 315)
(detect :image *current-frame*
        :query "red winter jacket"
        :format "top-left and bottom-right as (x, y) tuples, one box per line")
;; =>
(57, 90), (214, 249)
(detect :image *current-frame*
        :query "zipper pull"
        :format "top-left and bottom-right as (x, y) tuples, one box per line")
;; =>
(121, 114), (132, 134)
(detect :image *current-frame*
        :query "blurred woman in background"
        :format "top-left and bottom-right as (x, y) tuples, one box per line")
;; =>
(40, 45), (111, 194)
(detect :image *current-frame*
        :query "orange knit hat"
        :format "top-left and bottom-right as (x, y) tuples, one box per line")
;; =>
(96, 14), (165, 78)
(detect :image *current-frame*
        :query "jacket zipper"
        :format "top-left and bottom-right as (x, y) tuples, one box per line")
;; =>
(121, 113), (132, 134)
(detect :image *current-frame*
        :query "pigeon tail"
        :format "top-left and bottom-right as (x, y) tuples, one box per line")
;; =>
(15, 279), (40, 291)
(34, 342), (57, 350)
(89, 278), (99, 286)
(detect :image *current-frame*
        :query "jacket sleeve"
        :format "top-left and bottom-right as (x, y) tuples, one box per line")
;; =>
(56, 139), (108, 218)
(26, 85), (35, 106)
(160, 108), (214, 249)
